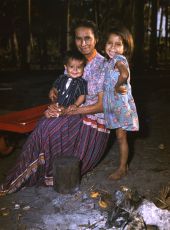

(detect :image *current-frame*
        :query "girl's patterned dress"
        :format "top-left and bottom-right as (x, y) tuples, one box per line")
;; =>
(0, 51), (110, 195)
(103, 54), (139, 131)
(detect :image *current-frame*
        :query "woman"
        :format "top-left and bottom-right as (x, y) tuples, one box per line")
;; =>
(0, 19), (110, 195)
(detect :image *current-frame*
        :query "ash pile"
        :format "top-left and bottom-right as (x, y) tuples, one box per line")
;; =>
(30, 185), (170, 229)
(1, 185), (170, 229)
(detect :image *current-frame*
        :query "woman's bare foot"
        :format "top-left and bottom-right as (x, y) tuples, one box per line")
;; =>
(0, 136), (14, 156)
(0, 191), (6, 197)
(108, 167), (128, 180)
(0, 146), (14, 156)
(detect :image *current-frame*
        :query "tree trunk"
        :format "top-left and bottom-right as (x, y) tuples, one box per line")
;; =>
(94, 0), (99, 26)
(149, 0), (158, 68)
(133, 0), (145, 73)
(18, 0), (31, 70)
(165, 4), (169, 62)
(66, 0), (70, 50)
(158, 6), (163, 44)
(9, 32), (19, 67)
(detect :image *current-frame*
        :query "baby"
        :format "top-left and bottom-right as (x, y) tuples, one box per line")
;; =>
(46, 50), (87, 117)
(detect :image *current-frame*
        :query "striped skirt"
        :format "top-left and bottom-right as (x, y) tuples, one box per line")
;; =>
(0, 115), (109, 195)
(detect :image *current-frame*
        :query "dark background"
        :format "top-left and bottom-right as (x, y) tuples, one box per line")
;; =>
(0, 3), (170, 227)
(0, 0), (170, 73)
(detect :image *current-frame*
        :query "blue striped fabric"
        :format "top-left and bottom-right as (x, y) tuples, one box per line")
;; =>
(1, 115), (109, 194)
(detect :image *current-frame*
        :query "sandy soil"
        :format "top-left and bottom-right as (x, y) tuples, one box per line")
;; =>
(0, 70), (169, 229)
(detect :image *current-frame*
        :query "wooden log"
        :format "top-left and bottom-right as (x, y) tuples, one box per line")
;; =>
(53, 156), (80, 194)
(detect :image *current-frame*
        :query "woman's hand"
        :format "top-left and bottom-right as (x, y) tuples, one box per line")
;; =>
(65, 104), (78, 114)
(66, 92), (104, 115)
(49, 87), (57, 102)
(45, 103), (65, 118)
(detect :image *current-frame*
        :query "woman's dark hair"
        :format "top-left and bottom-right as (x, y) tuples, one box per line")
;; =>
(104, 25), (134, 60)
(63, 50), (87, 66)
(71, 19), (99, 40)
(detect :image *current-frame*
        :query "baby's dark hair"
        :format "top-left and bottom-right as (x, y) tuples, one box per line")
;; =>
(63, 50), (87, 66)
(104, 25), (134, 60)
(71, 19), (99, 41)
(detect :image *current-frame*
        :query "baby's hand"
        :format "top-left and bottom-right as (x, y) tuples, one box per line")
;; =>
(115, 85), (127, 95)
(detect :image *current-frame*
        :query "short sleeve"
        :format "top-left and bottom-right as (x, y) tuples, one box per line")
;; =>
(82, 53), (105, 108)
(114, 54), (128, 67)
(52, 75), (64, 90)
(81, 79), (88, 95)
(77, 79), (88, 96)
(95, 59), (106, 93)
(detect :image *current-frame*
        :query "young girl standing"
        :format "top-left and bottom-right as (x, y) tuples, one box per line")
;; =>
(103, 25), (139, 180)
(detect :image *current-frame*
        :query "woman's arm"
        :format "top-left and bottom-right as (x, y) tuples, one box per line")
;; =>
(49, 87), (58, 102)
(66, 95), (86, 112)
(66, 92), (103, 115)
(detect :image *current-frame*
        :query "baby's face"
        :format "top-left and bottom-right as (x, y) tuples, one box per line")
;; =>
(65, 58), (84, 78)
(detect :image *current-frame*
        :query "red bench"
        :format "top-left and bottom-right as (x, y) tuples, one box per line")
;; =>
(0, 104), (47, 133)
(0, 104), (47, 155)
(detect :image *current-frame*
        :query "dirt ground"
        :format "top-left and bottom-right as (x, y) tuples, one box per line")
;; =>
(0, 69), (170, 229)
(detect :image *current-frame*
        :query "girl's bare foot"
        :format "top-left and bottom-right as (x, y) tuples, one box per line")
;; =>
(108, 167), (128, 180)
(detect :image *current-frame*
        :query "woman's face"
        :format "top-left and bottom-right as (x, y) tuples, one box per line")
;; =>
(75, 27), (97, 58)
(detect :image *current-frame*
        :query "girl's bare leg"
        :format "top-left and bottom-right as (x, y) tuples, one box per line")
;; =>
(108, 128), (128, 180)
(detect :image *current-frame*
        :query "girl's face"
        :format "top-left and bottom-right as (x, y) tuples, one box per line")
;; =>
(105, 33), (124, 59)
(75, 27), (97, 59)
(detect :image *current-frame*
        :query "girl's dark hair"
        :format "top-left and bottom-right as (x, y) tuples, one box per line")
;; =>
(63, 50), (87, 66)
(104, 25), (134, 60)
(71, 19), (99, 40)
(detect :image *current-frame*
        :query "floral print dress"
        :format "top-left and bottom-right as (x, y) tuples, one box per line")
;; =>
(103, 54), (139, 131)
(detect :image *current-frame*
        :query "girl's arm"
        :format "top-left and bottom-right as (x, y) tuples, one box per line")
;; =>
(66, 92), (103, 115)
(115, 61), (129, 94)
